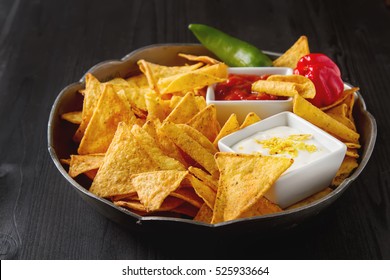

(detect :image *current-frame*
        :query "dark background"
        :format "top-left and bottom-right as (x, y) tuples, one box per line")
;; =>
(1, 0), (389, 259)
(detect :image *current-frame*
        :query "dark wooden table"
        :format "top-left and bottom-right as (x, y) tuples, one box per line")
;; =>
(1, 0), (389, 260)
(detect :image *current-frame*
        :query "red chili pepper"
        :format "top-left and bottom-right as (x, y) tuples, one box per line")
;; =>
(294, 53), (344, 107)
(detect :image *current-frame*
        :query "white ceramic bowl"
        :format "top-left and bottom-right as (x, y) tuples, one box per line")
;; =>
(206, 67), (293, 124)
(218, 111), (347, 208)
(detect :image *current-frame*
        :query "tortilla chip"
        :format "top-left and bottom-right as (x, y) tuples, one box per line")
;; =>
(74, 73), (103, 142)
(160, 121), (219, 178)
(171, 202), (199, 217)
(178, 53), (221, 65)
(68, 153), (105, 178)
(78, 84), (134, 155)
(188, 174), (216, 209)
(145, 91), (168, 122)
(164, 91), (200, 124)
(266, 74), (316, 98)
(176, 124), (218, 155)
(131, 170), (188, 212)
(158, 63), (228, 94)
(293, 94), (360, 143)
(252, 80), (298, 97)
(171, 187), (204, 208)
(187, 104), (221, 142)
(287, 187), (333, 209)
(320, 88), (358, 111)
(84, 169), (98, 180)
(238, 197), (282, 219)
(240, 112), (261, 129)
(61, 111), (82, 124)
(137, 59), (203, 94)
(213, 113), (240, 146)
(194, 203), (213, 223)
(212, 153), (293, 223)
(188, 166), (218, 192)
(142, 119), (187, 166)
(130, 124), (186, 171)
(326, 104), (357, 131)
(89, 122), (159, 198)
(332, 156), (358, 187)
(346, 148), (359, 158)
(115, 196), (184, 213)
(273, 36), (310, 68)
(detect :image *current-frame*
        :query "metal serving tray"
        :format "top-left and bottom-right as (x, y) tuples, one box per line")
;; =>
(48, 44), (376, 234)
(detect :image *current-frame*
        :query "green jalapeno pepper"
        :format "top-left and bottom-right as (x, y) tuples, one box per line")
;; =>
(188, 23), (273, 67)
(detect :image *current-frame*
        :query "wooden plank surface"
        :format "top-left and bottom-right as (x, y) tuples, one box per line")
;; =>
(0, 0), (389, 260)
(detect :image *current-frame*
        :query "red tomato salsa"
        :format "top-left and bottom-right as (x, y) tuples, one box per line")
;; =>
(214, 74), (287, 101)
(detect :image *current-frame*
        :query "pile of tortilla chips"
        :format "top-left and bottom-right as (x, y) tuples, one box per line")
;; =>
(60, 37), (360, 224)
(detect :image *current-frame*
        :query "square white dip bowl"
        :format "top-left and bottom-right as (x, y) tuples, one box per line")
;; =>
(206, 67), (293, 124)
(218, 111), (347, 208)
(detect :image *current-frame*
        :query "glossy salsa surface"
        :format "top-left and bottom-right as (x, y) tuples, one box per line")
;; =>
(214, 74), (288, 101)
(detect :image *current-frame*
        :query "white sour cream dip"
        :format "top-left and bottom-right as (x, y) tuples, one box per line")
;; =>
(231, 126), (329, 173)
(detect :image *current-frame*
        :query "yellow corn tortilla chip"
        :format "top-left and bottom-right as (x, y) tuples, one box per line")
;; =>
(68, 153), (105, 178)
(332, 156), (359, 187)
(345, 142), (361, 149)
(238, 197), (282, 219)
(176, 124), (218, 155)
(130, 124), (185, 171)
(115, 196), (184, 213)
(158, 63), (228, 94)
(89, 122), (159, 198)
(346, 148), (359, 158)
(145, 91), (168, 122)
(320, 87), (358, 111)
(178, 53), (221, 65)
(273, 36), (310, 68)
(78, 84), (135, 155)
(212, 153), (293, 223)
(188, 174), (216, 209)
(194, 203), (213, 223)
(164, 91), (200, 124)
(188, 166), (218, 192)
(74, 73), (103, 142)
(108, 76), (149, 114)
(131, 170), (188, 211)
(293, 94), (360, 143)
(267, 74), (316, 98)
(252, 80), (298, 97)
(143, 120), (187, 167)
(61, 111), (82, 124)
(171, 187), (204, 208)
(137, 59), (204, 94)
(160, 121), (219, 178)
(213, 113), (240, 146)
(171, 202), (199, 218)
(84, 169), (98, 180)
(187, 104), (221, 142)
(287, 187), (333, 209)
(240, 112), (261, 129)
(326, 104), (357, 132)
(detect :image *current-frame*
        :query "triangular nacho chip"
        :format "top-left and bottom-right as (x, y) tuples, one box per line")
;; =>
(293, 94), (360, 143)
(68, 153), (105, 178)
(89, 122), (159, 198)
(240, 112), (261, 129)
(212, 153), (293, 223)
(132, 170), (188, 211)
(165, 91), (200, 124)
(74, 73), (103, 142)
(78, 84), (134, 154)
(187, 104), (221, 142)
(213, 113), (240, 146)
(273, 36), (310, 68)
